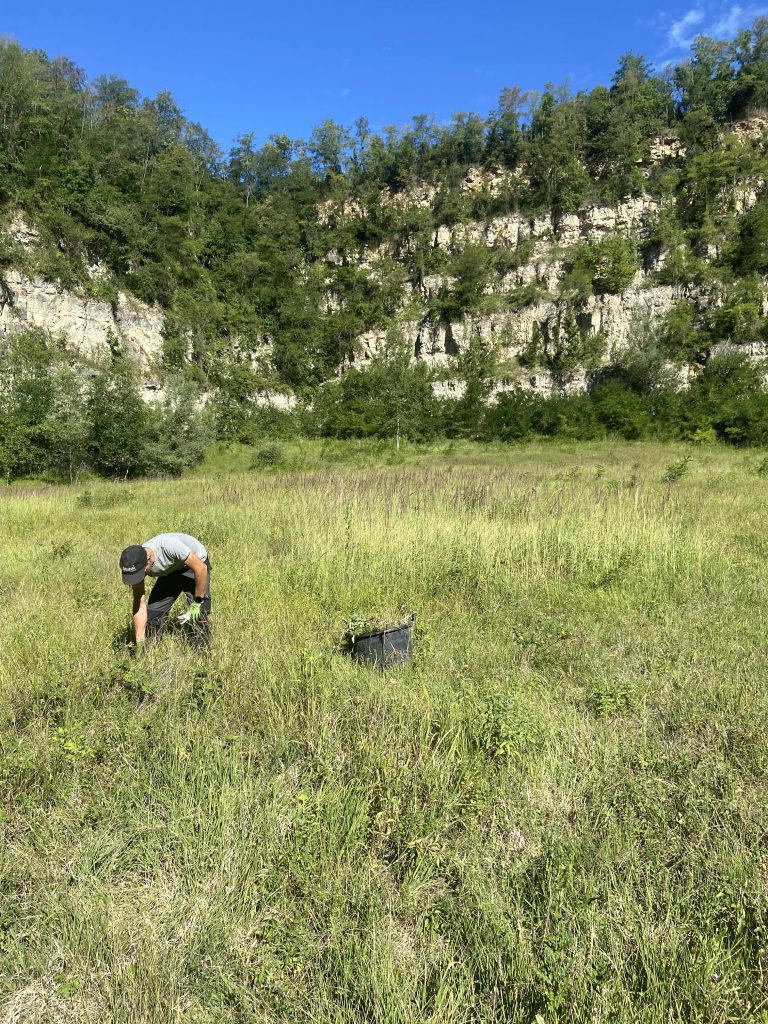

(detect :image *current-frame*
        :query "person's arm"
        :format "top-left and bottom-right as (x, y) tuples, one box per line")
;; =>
(184, 552), (208, 599)
(132, 581), (147, 642)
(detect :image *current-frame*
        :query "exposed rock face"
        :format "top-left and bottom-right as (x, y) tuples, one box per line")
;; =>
(254, 389), (298, 411)
(450, 194), (660, 251)
(343, 191), (687, 391)
(711, 339), (768, 359)
(648, 137), (686, 163)
(320, 120), (768, 395)
(344, 189), (692, 391)
(0, 269), (164, 364)
(0, 216), (304, 412)
(730, 114), (768, 142)
(431, 379), (466, 401)
(7, 212), (39, 248)
(3, 120), (766, 404)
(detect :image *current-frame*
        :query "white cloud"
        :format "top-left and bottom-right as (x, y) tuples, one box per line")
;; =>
(711, 4), (752, 34)
(668, 7), (706, 48)
(664, 2), (768, 51)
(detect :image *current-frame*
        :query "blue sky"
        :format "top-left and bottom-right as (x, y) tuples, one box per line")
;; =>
(4, 1), (766, 151)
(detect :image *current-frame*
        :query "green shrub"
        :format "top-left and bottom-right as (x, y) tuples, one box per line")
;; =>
(250, 441), (287, 469)
(663, 453), (693, 483)
(563, 237), (640, 298)
(660, 302), (705, 362)
(592, 380), (651, 440)
(706, 278), (766, 346)
(548, 314), (606, 375)
(484, 389), (537, 441)
(315, 350), (440, 441)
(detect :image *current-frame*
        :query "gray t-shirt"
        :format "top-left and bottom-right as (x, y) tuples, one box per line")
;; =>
(143, 533), (208, 577)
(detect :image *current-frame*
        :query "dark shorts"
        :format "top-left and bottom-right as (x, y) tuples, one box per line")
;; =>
(146, 557), (211, 646)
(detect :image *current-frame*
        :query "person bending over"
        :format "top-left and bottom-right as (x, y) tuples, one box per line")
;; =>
(119, 532), (211, 651)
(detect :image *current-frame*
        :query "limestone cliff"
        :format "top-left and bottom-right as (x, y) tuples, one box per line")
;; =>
(0, 214), (165, 369)
(346, 194), (687, 394)
(3, 115), (768, 402)
(0, 268), (165, 364)
(327, 186), (711, 397)
(320, 120), (768, 396)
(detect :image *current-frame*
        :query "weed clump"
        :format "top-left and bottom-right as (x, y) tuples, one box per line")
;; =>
(76, 487), (136, 509)
(663, 453), (692, 483)
(341, 610), (415, 648)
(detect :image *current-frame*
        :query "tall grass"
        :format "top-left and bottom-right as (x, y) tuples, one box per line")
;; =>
(2, 441), (768, 1022)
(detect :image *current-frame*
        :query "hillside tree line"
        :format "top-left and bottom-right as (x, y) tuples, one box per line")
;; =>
(4, 25), (768, 474)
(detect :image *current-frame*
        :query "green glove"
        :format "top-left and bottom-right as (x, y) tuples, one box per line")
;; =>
(187, 600), (205, 623)
(134, 639), (147, 658)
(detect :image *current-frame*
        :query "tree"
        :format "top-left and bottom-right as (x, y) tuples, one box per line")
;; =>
(564, 237), (640, 296)
(92, 74), (140, 116)
(44, 366), (89, 482)
(315, 338), (439, 442)
(143, 376), (210, 474)
(449, 332), (497, 438)
(586, 54), (673, 197)
(145, 144), (197, 217)
(524, 85), (590, 212)
(0, 328), (56, 478)
(660, 301), (704, 362)
(485, 87), (523, 167)
(229, 132), (259, 206)
(729, 19), (768, 118)
(86, 357), (148, 477)
(308, 120), (352, 178)
(547, 311), (605, 375)
(591, 236), (640, 293)
(707, 277), (765, 345)
(674, 36), (736, 124)
(207, 358), (267, 439)
(730, 196), (768, 275)
(592, 380), (650, 439)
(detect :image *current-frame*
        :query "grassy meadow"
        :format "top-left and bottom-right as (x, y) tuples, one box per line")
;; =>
(3, 440), (768, 1022)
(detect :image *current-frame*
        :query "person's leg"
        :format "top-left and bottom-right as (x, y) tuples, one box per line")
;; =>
(146, 571), (187, 640)
(180, 558), (212, 650)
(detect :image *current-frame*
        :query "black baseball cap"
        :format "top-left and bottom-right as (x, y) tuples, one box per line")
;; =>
(119, 545), (148, 585)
